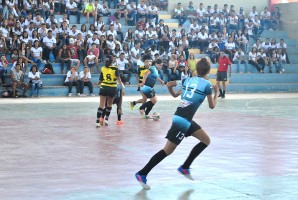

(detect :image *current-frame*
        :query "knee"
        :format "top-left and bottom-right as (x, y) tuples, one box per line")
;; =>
(202, 136), (211, 146)
(163, 147), (174, 156)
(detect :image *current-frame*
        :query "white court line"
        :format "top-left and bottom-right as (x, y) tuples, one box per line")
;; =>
(0, 93), (298, 104)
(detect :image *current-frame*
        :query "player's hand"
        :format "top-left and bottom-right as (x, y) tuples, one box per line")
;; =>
(175, 89), (182, 97)
(212, 85), (219, 93)
(161, 81), (165, 86)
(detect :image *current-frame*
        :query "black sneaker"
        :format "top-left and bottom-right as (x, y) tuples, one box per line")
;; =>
(218, 93), (222, 98)
(222, 94), (225, 98)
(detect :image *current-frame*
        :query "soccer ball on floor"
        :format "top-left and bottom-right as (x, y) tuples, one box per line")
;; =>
(152, 112), (160, 121)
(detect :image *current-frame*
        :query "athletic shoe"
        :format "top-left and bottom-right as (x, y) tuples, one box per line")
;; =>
(117, 120), (124, 125)
(222, 94), (225, 98)
(177, 166), (195, 180)
(104, 119), (109, 126)
(139, 108), (145, 117)
(68, 93), (72, 97)
(143, 115), (151, 119)
(130, 101), (135, 110)
(218, 93), (222, 98)
(90, 93), (95, 97)
(99, 118), (104, 126)
(80, 93), (87, 97)
(135, 172), (151, 189)
(96, 123), (101, 128)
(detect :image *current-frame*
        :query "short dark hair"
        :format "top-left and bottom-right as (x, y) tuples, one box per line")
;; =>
(196, 58), (210, 77)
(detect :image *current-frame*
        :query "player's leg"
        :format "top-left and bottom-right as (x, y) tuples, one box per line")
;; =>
(104, 96), (114, 126)
(179, 122), (210, 174)
(116, 96), (123, 125)
(101, 99), (108, 125)
(136, 140), (177, 189)
(96, 95), (107, 127)
(144, 95), (157, 116)
(222, 81), (226, 98)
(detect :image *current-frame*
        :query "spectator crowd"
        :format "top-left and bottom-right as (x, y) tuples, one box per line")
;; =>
(0, 0), (292, 97)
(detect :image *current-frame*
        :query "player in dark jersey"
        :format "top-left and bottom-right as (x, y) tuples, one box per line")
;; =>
(138, 58), (166, 118)
(130, 54), (151, 110)
(135, 58), (219, 189)
(95, 55), (125, 127)
(101, 76), (126, 125)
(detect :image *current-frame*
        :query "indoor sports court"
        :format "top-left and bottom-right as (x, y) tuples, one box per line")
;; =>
(1, 93), (298, 200)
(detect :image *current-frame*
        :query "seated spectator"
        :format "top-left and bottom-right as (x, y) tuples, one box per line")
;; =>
(235, 29), (248, 53)
(252, 15), (263, 38)
(10, 48), (19, 63)
(42, 62), (55, 74)
(233, 47), (248, 73)
(30, 40), (43, 70)
(95, 16), (105, 30)
(59, 14), (70, 26)
(271, 7), (281, 30)
(261, 38), (272, 55)
(208, 39), (219, 59)
(276, 39), (290, 64)
(112, 18), (124, 43)
(186, 1), (197, 24)
(211, 46), (220, 63)
(209, 13), (220, 33)
(64, 66), (80, 97)
(148, 3), (158, 25)
(84, 43), (100, 73)
(197, 28), (209, 53)
(237, 7), (245, 30)
(58, 44), (71, 74)
(43, 30), (57, 62)
(86, 32), (100, 49)
(78, 66), (95, 96)
(96, 0), (111, 17)
(174, 55), (188, 80)
(196, 3), (207, 25)
(276, 48), (286, 73)
(260, 7), (271, 30)
(225, 37), (236, 61)
(188, 29), (199, 48)
(28, 65), (42, 98)
(68, 38), (81, 71)
(248, 47), (262, 73)
(249, 6), (258, 19)
(66, 0), (81, 24)
(227, 10), (238, 34)
(10, 63), (29, 98)
(257, 47), (269, 73)
(135, 24), (146, 47)
(124, 28), (135, 49)
(117, 52), (132, 84)
(0, 55), (9, 85)
(130, 42), (142, 73)
(174, 3), (187, 27)
(137, 0), (148, 22)
(114, 0), (128, 24)
(0, 31), (8, 55)
(69, 25), (80, 39)
(127, 1), (137, 26)
(156, 0), (168, 11)
(84, 0), (96, 24)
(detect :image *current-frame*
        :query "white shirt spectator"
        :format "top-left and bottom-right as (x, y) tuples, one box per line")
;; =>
(43, 36), (56, 48)
(59, 27), (70, 35)
(46, 18), (58, 26)
(228, 16), (238, 25)
(225, 42), (236, 50)
(249, 11), (258, 18)
(138, 4), (148, 14)
(79, 71), (91, 79)
(277, 43), (287, 49)
(233, 51), (245, 61)
(87, 38), (100, 48)
(208, 42), (219, 50)
(189, 23), (200, 33)
(148, 6), (158, 13)
(86, 54), (96, 63)
(106, 40), (116, 50)
(69, 29), (81, 38)
(127, 4), (136, 12)
(65, 71), (78, 83)
(249, 52), (257, 61)
(49, 28), (60, 38)
(131, 47), (141, 63)
(146, 30), (157, 39)
(32, 17), (44, 27)
(135, 30), (145, 39)
(59, 18), (70, 25)
(209, 16), (219, 26)
(261, 11), (271, 19)
(196, 8), (206, 17)
(174, 7), (184, 15)
(30, 46), (43, 58)
(38, 28), (48, 38)
(28, 71), (41, 84)
(257, 52), (266, 58)
(245, 24), (254, 36)
(261, 42), (271, 51)
(117, 58), (129, 70)
(197, 32), (208, 40)
(66, 1), (77, 10)
(107, 30), (117, 38)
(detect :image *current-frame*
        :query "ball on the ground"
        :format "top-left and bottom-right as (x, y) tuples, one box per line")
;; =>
(152, 112), (160, 121)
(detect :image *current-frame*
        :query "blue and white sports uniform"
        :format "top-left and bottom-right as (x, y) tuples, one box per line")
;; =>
(166, 76), (212, 145)
(141, 65), (159, 98)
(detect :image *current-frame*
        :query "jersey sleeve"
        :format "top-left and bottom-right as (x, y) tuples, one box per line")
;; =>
(204, 81), (212, 95)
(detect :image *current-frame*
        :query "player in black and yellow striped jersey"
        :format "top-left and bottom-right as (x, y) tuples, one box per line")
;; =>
(130, 54), (152, 110)
(96, 56), (125, 128)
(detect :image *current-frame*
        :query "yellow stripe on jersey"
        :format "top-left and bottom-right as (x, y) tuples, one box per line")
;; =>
(138, 66), (149, 83)
(100, 66), (119, 87)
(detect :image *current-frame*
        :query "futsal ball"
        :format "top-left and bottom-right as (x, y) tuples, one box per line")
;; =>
(152, 112), (160, 121)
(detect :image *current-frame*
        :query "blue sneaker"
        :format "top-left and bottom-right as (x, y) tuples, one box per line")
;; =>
(135, 172), (151, 189)
(177, 166), (195, 180)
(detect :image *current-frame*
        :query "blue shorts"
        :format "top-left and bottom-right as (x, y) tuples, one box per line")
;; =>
(166, 115), (201, 145)
(141, 85), (156, 98)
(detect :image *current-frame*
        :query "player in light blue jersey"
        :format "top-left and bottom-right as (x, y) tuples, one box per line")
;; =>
(135, 58), (219, 189)
(139, 58), (166, 118)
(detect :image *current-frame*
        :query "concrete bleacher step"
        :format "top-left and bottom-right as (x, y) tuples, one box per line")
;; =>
(229, 74), (298, 84)
(288, 55), (298, 64)
(248, 38), (297, 47)
(158, 14), (172, 19)
(261, 30), (288, 39)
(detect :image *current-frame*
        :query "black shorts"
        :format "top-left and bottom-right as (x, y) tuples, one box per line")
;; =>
(99, 86), (117, 97)
(216, 71), (227, 82)
(166, 120), (201, 145)
(113, 96), (121, 105)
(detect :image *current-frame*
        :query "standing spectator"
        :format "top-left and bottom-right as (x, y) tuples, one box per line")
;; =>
(78, 66), (95, 96)
(276, 39), (290, 64)
(28, 65), (42, 98)
(0, 55), (9, 85)
(174, 3), (186, 27)
(64, 66), (80, 97)
(216, 50), (232, 98)
(233, 47), (248, 73)
(11, 63), (29, 98)
(249, 47), (262, 73)
(58, 44), (71, 74)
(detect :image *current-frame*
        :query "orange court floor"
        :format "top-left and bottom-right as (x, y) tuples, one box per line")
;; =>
(0, 93), (298, 200)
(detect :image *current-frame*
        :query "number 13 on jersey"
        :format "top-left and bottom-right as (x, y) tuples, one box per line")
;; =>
(183, 82), (197, 99)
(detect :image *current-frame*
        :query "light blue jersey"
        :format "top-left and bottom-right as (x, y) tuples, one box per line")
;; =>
(144, 65), (159, 88)
(174, 76), (212, 121)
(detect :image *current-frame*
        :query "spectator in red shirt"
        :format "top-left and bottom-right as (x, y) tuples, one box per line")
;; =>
(84, 43), (100, 73)
(216, 50), (232, 98)
(68, 38), (81, 71)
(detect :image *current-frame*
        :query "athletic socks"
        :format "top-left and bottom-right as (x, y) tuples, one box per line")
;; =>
(105, 106), (112, 120)
(96, 107), (103, 123)
(133, 101), (136, 106)
(145, 101), (154, 115)
(218, 89), (223, 97)
(222, 90), (226, 98)
(118, 114), (121, 121)
(101, 108), (106, 119)
(181, 142), (208, 169)
(138, 150), (167, 176)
